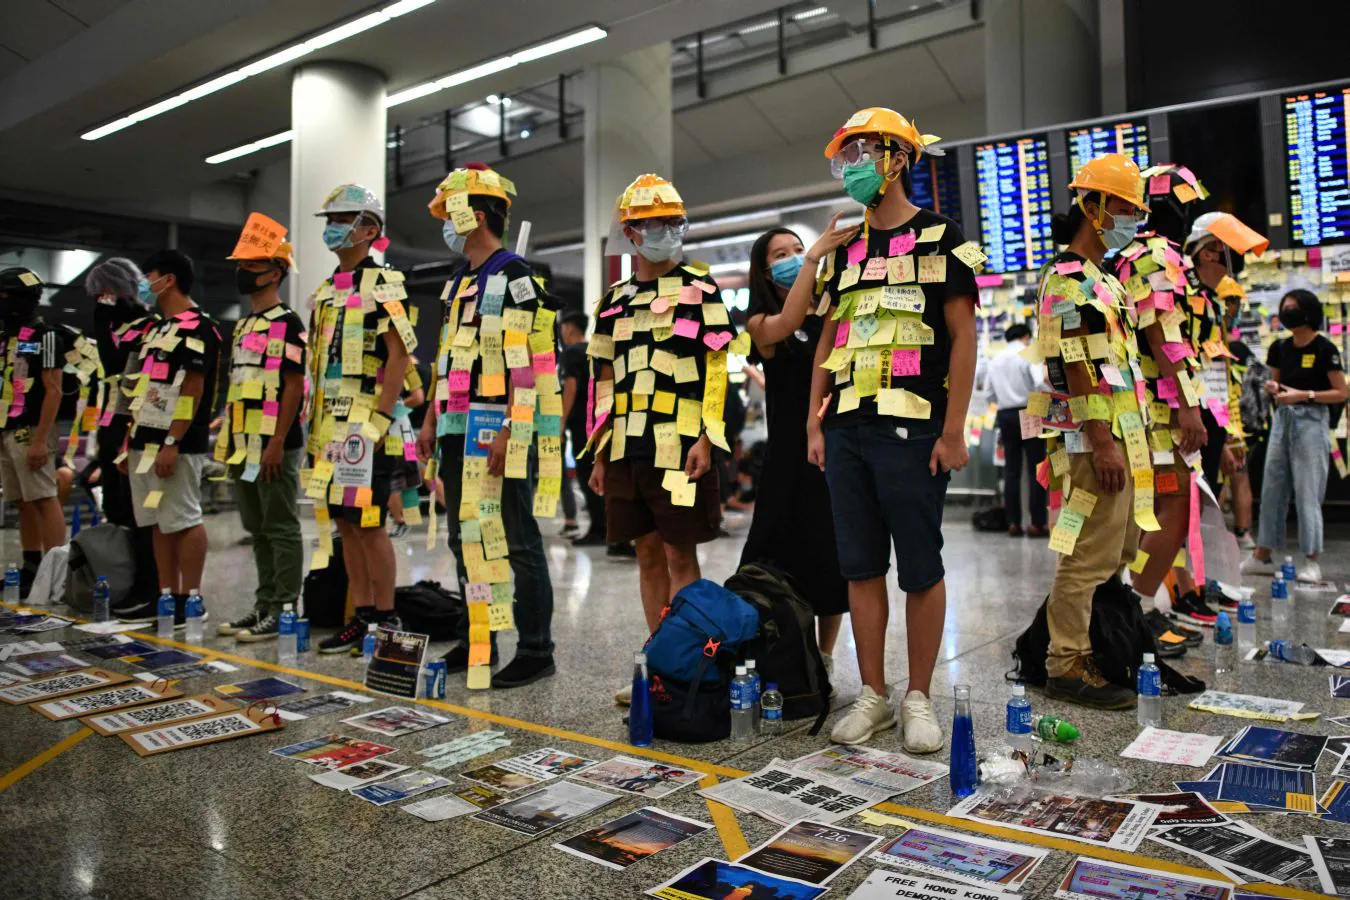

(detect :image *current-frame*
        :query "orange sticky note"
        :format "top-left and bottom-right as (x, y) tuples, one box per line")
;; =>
(229, 212), (287, 260)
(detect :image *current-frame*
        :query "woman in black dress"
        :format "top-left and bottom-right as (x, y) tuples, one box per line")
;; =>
(739, 218), (858, 667)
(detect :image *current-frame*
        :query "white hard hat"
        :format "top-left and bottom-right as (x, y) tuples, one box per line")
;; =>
(1185, 211), (1226, 250)
(315, 183), (385, 229)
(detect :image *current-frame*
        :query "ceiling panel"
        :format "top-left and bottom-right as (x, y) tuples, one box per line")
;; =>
(743, 70), (855, 142)
(676, 95), (780, 159)
(0, 46), (25, 79)
(925, 28), (984, 100)
(672, 122), (713, 170)
(830, 43), (957, 112)
(0, 0), (88, 61)
(49, 0), (133, 27)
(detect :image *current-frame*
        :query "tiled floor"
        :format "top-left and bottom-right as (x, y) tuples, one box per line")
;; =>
(2, 502), (1347, 899)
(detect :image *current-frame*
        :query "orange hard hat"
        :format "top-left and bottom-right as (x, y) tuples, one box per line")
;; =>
(1069, 153), (1149, 212)
(823, 107), (940, 161)
(616, 174), (686, 222)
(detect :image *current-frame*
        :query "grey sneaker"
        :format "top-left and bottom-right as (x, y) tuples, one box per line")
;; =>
(830, 685), (897, 745)
(236, 613), (280, 643)
(1046, 661), (1136, 710)
(218, 610), (261, 636)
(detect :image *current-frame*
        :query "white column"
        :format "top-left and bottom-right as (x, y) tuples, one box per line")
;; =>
(580, 44), (673, 308)
(984, 0), (1100, 134)
(288, 63), (387, 308)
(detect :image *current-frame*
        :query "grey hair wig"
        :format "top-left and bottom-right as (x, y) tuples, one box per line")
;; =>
(84, 257), (144, 301)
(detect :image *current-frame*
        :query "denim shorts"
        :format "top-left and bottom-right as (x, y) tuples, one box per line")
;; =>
(823, 418), (949, 591)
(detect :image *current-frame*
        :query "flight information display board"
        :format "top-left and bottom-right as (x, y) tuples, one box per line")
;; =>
(1067, 120), (1150, 175)
(909, 152), (962, 229)
(975, 135), (1053, 273)
(1285, 86), (1350, 247)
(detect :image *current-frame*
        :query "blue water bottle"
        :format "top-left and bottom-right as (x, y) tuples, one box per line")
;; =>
(629, 651), (653, 747)
(4, 564), (20, 604)
(1281, 556), (1296, 582)
(92, 576), (111, 624)
(156, 588), (175, 638)
(361, 623), (378, 662)
(277, 604), (297, 664)
(950, 683), (978, 797)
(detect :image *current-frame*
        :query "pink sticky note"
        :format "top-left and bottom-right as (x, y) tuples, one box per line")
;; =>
(1207, 396), (1229, 427)
(703, 331), (732, 351)
(333, 272), (354, 290)
(268, 322), (287, 340)
(404, 443), (418, 462)
(678, 285), (701, 306)
(1151, 291), (1174, 312)
(140, 355), (155, 374)
(448, 371), (471, 392)
(511, 367), (535, 389)
(1148, 175), (1170, 196)
(342, 486), (357, 506)
(151, 361), (170, 380)
(650, 297), (671, 314)
(17, 327), (33, 340)
(264, 355), (282, 371)
(1055, 260), (1083, 275)
(447, 392), (470, 413)
(345, 293), (363, 309)
(673, 318), (700, 339)
(242, 332), (268, 353)
(888, 233), (917, 256)
(599, 305), (624, 318)
(1156, 376), (1178, 400)
(835, 321), (850, 348)
(98, 410), (115, 427)
(862, 257), (888, 281)
(891, 348), (921, 376)
(846, 240), (868, 268)
(262, 400), (280, 416)
(1175, 166), (1197, 186)
(693, 280), (716, 294)
(532, 352), (556, 373)
(1161, 342), (1191, 364)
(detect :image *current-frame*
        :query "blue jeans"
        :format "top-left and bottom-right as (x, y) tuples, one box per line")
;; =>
(1257, 404), (1330, 557)
(439, 438), (556, 657)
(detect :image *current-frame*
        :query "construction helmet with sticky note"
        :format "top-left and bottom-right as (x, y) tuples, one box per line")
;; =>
(1068, 153), (1149, 212)
(823, 107), (940, 162)
(428, 163), (516, 220)
(1216, 274), (1246, 300)
(0, 266), (43, 301)
(1185, 211), (1269, 256)
(227, 212), (296, 271)
(617, 174), (686, 222)
(314, 183), (385, 231)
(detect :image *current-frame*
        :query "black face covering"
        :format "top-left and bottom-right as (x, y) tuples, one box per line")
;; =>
(1, 297), (37, 325)
(236, 267), (273, 296)
(1279, 306), (1306, 329)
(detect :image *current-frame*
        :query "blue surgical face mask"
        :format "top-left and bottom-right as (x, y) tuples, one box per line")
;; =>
(1100, 211), (1140, 251)
(136, 277), (154, 304)
(322, 221), (355, 251)
(636, 227), (683, 263)
(442, 220), (468, 254)
(769, 254), (804, 288)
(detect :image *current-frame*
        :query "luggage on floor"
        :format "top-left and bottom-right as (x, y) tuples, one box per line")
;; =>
(302, 536), (348, 627)
(64, 523), (134, 612)
(394, 580), (464, 640)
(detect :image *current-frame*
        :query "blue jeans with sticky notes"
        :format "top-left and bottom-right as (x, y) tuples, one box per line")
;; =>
(1258, 403), (1330, 557)
(823, 419), (948, 592)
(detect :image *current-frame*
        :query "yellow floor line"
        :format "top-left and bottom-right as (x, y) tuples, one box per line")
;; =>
(699, 775), (750, 860)
(0, 727), (92, 794)
(3, 604), (1333, 897)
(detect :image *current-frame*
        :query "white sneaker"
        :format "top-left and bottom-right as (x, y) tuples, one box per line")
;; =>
(830, 685), (895, 745)
(1297, 559), (1323, 583)
(1237, 532), (1256, 550)
(1240, 553), (1275, 577)
(614, 683), (631, 706)
(901, 690), (945, 754)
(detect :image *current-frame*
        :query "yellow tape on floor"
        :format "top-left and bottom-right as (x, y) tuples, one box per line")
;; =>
(698, 775), (749, 860)
(0, 727), (92, 794)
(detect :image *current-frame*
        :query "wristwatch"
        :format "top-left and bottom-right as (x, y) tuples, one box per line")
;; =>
(163, 435), (177, 447)
(1308, 390), (1316, 403)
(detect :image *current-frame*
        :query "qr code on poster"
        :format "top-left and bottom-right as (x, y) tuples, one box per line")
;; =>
(174, 715), (256, 741)
(69, 688), (149, 712)
(128, 701), (209, 725)
(37, 673), (102, 694)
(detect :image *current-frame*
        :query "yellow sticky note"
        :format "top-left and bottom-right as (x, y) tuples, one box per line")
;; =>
(173, 396), (195, 420)
(143, 490), (163, 509)
(1128, 549), (1150, 574)
(917, 223), (946, 242)
(652, 390), (676, 414)
(360, 505), (382, 528)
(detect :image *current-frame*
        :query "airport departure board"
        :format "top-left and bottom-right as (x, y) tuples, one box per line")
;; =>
(1285, 86), (1350, 246)
(1067, 120), (1150, 176)
(909, 152), (962, 229)
(975, 135), (1053, 273)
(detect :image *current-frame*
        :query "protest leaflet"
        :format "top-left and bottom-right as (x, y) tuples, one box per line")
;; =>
(309, 758), (409, 790)
(86, 639), (160, 660)
(1212, 762), (1317, 812)
(6, 652), (89, 677)
(844, 870), (1018, 900)
(1187, 691), (1305, 722)
(1322, 780), (1350, 823)
(737, 821), (880, 886)
(271, 734), (397, 770)
(0, 668), (130, 704)
(1110, 792), (1228, 827)
(1306, 835), (1350, 896)
(947, 787), (1160, 851)
(554, 807), (711, 871)
(498, 747), (599, 779)
(1148, 822), (1316, 884)
(363, 627), (429, 699)
(570, 756), (703, 798)
(449, 782), (510, 811)
(403, 793), (483, 822)
(33, 681), (180, 720)
(472, 781), (616, 836)
(869, 822), (1048, 891)
(649, 858), (826, 900)
(215, 677), (304, 702)
(1218, 726), (1326, 769)
(419, 732), (512, 770)
(340, 706), (449, 737)
(350, 770), (450, 806)
(275, 691), (373, 722)
(460, 763), (545, 792)
(1118, 727), (1226, 768)
(1053, 857), (1232, 900)
(791, 745), (948, 795)
(698, 759), (894, 826)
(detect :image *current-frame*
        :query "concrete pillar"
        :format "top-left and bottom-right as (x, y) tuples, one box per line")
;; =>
(984, 0), (1100, 134)
(288, 63), (386, 308)
(580, 44), (673, 307)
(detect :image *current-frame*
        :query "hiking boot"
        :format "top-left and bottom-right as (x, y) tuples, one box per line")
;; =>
(236, 612), (280, 643)
(1144, 610), (1189, 658)
(901, 690), (944, 754)
(218, 610), (261, 636)
(492, 655), (556, 689)
(830, 685), (896, 745)
(1046, 661), (1136, 710)
(1173, 591), (1218, 627)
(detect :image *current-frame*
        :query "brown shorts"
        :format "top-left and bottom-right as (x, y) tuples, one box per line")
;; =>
(605, 457), (720, 545)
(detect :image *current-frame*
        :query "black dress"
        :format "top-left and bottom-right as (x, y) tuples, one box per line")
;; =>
(739, 312), (849, 615)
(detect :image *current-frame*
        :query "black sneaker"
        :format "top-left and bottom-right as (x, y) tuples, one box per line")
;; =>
(350, 613), (403, 656)
(319, 613), (371, 654)
(1045, 661), (1137, 710)
(1143, 610), (1189, 658)
(116, 600), (158, 624)
(492, 655), (556, 688)
(1205, 583), (1239, 613)
(1173, 590), (1218, 627)
(606, 542), (637, 558)
(236, 612), (280, 643)
(1162, 612), (1204, 647)
(572, 531), (607, 547)
(389, 522), (409, 539)
(561, 523), (581, 539)
(440, 642), (499, 673)
(218, 610), (262, 636)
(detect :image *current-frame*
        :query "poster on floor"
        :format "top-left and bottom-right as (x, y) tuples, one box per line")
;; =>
(402, 793), (483, 822)
(1305, 835), (1350, 896)
(554, 807), (711, 871)
(1186, 690), (1304, 722)
(0, 668), (130, 704)
(946, 787), (1160, 851)
(215, 677), (304, 702)
(1213, 762), (1317, 812)
(340, 705), (449, 737)
(275, 691), (373, 721)
(1118, 727), (1227, 768)
(868, 821), (1048, 891)
(844, 870), (1020, 900)
(1148, 823), (1316, 884)
(1320, 780), (1350, 823)
(83, 695), (238, 736)
(0, 671), (26, 688)
(1053, 856), (1233, 900)
(363, 627), (429, 699)
(568, 756), (702, 798)
(0, 640), (59, 660)
(6, 652), (88, 677)
(133, 660), (238, 682)
(418, 731), (512, 770)
(121, 707), (285, 756)
(1218, 726), (1326, 769)
(349, 770), (451, 806)
(448, 782), (510, 811)
(648, 858), (827, 900)
(33, 680), (181, 721)
(270, 734), (398, 770)
(460, 763), (545, 792)
(698, 759), (893, 826)
(309, 758), (409, 790)
(791, 745), (949, 795)
(124, 649), (201, 670)
(737, 820), (880, 886)
(498, 747), (600, 779)
(471, 780), (616, 836)
(86, 640), (160, 660)
(1109, 792), (1228, 828)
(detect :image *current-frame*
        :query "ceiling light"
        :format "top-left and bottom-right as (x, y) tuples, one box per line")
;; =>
(792, 6), (829, 20)
(486, 94), (500, 104)
(205, 130), (293, 165)
(511, 26), (606, 63)
(81, 0), (438, 141)
(738, 19), (778, 35)
(519, 128), (531, 139)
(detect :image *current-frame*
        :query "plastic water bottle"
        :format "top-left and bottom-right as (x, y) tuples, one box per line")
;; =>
(1137, 653), (1162, 728)
(1006, 684), (1032, 755)
(92, 576), (111, 624)
(730, 665), (754, 739)
(745, 659), (762, 731)
(1213, 612), (1235, 682)
(1032, 714), (1080, 742)
(1282, 556), (1296, 582)
(1267, 640), (1318, 665)
(3, 564), (19, 604)
(277, 604), (298, 664)
(761, 683), (784, 736)
(361, 623), (378, 662)
(1237, 599), (1257, 653)
(1271, 574), (1290, 638)
(629, 652), (653, 747)
(184, 589), (204, 645)
(950, 684), (978, 797)
(156, 588), (175, 638)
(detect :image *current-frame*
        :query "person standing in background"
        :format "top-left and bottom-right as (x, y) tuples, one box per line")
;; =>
(741, 221), (856, 675)
(1224, 280), (1265, 549)
(987, 323), (1049, 537)
(387, 355), (428, 539)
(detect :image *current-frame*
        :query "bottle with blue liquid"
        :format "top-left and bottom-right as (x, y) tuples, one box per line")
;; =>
(1270, 573), (1289, 638)
(92, 576), (111, 624)
(628, 652), (653, 747)
(1282, 556), (1296, 582)
(950, 683), (978, 797)
(157, 588), (175, 639)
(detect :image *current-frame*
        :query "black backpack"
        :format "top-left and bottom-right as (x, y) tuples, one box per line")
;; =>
(394, 580), (465, 640)
(1009, 575), (1205, 695)
(302, 536), (348, 627)
(972, 506), (1008, 532)
(724, 562), (831, 727)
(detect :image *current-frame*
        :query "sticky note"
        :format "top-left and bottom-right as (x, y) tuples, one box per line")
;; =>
(143, 490), (163, 509)
(888, 232), (917, 256)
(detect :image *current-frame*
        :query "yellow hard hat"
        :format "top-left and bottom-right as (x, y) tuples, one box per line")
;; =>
(227, 212), (296, 271)
(823, 107), (940, 161)
(429, 164), (516, 220)
(617, 174), (685, 222)
(1216, 275), (1246, 300)
(1068, 153), (1149, 212)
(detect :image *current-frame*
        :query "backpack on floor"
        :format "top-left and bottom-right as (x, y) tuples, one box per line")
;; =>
(724, 562), (831, 726)
(302, 536), (348, 627)
(972, 505), (1008, 532)
(64, 524), (134, 612)
(644, 579), (759, 743)
(1008, 576), (1205, 695)
(394, 580), (465, 640)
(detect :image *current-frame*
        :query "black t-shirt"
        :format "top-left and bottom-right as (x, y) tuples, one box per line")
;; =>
(225, 303), (308, 455)
(406, 361), (432, 431)
(128, 308), (223, 454)
(817, 209), (979, 429)
(0, 318), (66, 432)
(1268, 333), (1344, 392)
(561, 340), (588, 437)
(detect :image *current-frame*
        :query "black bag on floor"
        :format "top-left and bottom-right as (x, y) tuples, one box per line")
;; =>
(394, 580), (465, 640)
(972, 506), (1008, 532)
(724, 562), (831, 726)
(1009, 575), (1205, 695)
(302, 536), (348, 628)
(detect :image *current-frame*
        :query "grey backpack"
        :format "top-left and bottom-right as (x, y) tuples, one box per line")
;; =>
(64, 524), (134, 612)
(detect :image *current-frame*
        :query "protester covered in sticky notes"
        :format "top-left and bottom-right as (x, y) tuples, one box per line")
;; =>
(214, 213), (309, 644)
(306, 184), (418, 655)
(416, 163), (559, 691)
(1033, 153), (1153, 713)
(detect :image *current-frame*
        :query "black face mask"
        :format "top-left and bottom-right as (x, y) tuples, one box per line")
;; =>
(236, 267), (273, 296)
(1279, 307), (1306, 329)
(1, 298), (36, 325)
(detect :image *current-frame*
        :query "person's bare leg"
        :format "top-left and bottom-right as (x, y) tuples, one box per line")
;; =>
(817, 614), (843, 656)
(364, 528), (396, 612)
(1131, 475), (1191, 598)
(56, 467), (73, 506)
(335, 520), (371, 610)
(905, 579), (946, 697)
(387, 492), (405, 525)
(152, 525), (179, 593)
(848, 577), (889, 695)
(33, 497), (64, 550)
(173, 524), (207, 592)
(1233, 470), (1252, 534)
(634, 532), (669, 633)
(17, 501), (37, 553)
(665, 542), (700, 598)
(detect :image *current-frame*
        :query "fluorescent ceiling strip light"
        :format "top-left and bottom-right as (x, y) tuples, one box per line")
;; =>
(792, 6), (829, 20)
(737, 19), (779, 35)
(81, 0), (438, 141)
(205, 130), (293, 165)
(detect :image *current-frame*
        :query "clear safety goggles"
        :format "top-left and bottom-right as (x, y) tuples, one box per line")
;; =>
(829, 138), (899, 179)
(626, 216), (688, 236)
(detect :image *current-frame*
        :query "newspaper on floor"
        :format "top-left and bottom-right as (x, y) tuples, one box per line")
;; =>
(1054, 856), (1234, 900)
(308, 758), (409, 790)
(868, 819), (1048, 891)
(697, 758), (894, 826)
(1187, 690), (1306, 722)
(648, 857), (827, 900)
(791, 745), (948, 794)
(737, 821), (881, 886)
(844, 869), (1020, 900)
(1119, 727), (1226, 768)
(1305, 835), (1350, 896)
(946, 786), (1161, 852)
(1147, 821), (1316, 884)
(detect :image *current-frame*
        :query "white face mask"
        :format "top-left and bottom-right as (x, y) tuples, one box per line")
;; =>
(635, 226), (683, 263)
